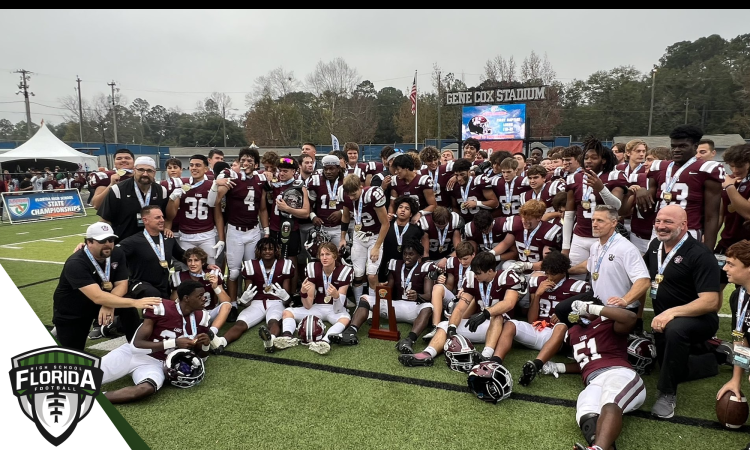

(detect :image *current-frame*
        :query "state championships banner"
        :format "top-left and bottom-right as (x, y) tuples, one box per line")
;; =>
(2, 189), (87, 224)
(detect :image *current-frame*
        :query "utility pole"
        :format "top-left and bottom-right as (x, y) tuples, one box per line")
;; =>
(15, 69), (35, 138)
(107, 81), (118, 144)
(222, 103), (227, 148)
(76, 76), (84, 142)
(437, 70), (441, 151)
(647, 69), (656, 136)
(684, 98), (689, 124)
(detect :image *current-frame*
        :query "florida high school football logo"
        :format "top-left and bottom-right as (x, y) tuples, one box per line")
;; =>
(7, 197), (30, 217)
(9, 346), (103, 446)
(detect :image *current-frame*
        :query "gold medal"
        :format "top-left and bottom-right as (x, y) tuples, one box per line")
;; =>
(732, 329), (745, 341)
(264, 286), (272, 293)
(592, 272), (599, 281)
(728, 204), (736, 213)
(182, 184), (192, 192)
(524, 249), (531, 256)
(354, 224), (362, 232)
(203, 273), (211, 280)
(582, 201), (591, 210)
(568, 312), (580, 323)
(439, 245), (446, 253)
(324, 295), (332, 303)
(160, 260), (169, 269)
(328, 200), (337, 208)
(663, 192), (672, 202)
(116, 169), (126, 177)
(655, 274), (664, 284)
(504, 203), (512, 209)
(397, 245), (402, 253)
(102, 281), (113, 291)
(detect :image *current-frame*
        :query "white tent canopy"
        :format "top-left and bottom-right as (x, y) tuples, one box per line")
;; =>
(0, 121), (98, 171)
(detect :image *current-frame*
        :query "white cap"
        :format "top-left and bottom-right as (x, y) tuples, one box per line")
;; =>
(322, 155), (340, 166)
(134, 156), (156, 168)
(86, 222), (118, 240)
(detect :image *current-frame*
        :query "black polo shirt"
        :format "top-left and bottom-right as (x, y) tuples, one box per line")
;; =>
(643, 234), (720, 315)
(53, 246), (129, 322)
(97, 178), (168, 242)
(117, 231), (185, 297)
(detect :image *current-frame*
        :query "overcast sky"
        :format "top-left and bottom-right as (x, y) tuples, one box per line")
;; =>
(2, 9), (749, 126)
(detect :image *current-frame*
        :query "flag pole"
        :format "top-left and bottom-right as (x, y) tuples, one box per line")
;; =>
(414, 70), (418, 150)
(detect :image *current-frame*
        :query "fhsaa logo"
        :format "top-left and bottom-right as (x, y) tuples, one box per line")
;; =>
(9, 346), (103, 446)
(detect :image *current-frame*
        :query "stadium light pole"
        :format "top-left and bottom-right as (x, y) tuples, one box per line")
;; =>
(648, 68), (657, 136)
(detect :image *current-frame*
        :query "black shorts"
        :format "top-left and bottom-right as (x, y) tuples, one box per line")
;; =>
(270, 229), (301, 258)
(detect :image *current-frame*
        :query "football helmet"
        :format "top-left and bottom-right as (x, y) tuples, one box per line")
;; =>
(467, 361), (513, 404)
(442, 296), (457, 320)
(339, 241), (353, 266)
(304, 226), (332, 260)
(443, 334), (478, 373)
(468, 116), (492, 135)
(165, 349), (205, 389)
(297, 315), (326, 345)
(627, 334), (657, 375)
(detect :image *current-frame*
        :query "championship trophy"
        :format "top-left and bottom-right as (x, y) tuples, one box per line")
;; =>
(368, 285), (400, 341)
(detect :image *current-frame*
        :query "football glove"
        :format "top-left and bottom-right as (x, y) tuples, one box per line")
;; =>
(510, 261), (534, 272)
(268, 282), (290, 302)
(212, 240), (225, 259)
(239, 285), (258, 306)
(571, 300), (591, 316)
(466, 309), (491, 333)
(541, 361), (564, 378)
(169, 188), (184, 202)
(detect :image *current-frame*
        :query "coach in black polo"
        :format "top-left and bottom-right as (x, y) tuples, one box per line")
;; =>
(98, 156), (169, 242)
(52, 222), (161, 350)
(644, 205), (721, 419)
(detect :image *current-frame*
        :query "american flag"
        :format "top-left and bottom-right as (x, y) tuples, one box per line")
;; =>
(410, 72), (417, 115)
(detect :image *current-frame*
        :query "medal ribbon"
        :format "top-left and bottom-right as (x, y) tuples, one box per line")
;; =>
(583, 171), (602, 202)
(143, 230), (166, 262)
(174, 300), (198, 339)
(437, 223), (449, 248)
(546, 276), (567, 293)
(263, 260), (278, 291)
(532, 183), (545, 200)
(84, 246), (110, 284)
(326, 179), (339, 205)
(505, 177), (517, 204)
(401, 263), (418, 292)
(483, 230), (493, 250)
(458, 264), (465, 290)
(656, 232), (689, 278)
(136, 186), (152, 209)
(430, 168), (440, 194)
(664, 156), (697, 194)
(461, 176), (473, 203)
(395, 223), (410, 247)
(355, 197), (363, 225)
(736, 288), (749, 334)
(479, 280), (493, 307)
(322, 269), (334, 297)
(593, 232), (619, 277)
(523, 221), (542, 254)
(271, 178), (294, 189)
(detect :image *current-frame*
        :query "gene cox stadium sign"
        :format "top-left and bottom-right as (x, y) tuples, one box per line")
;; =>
(446, 86), (548, 106)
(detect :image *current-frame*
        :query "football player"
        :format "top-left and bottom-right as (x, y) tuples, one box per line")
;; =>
(446, 158), (499, 224)
(519, 164), (566, 222)
(462, 138), (481, 164)
(344, 141), (376, 186)
(170, 247), (230, 352)
(716, 144), (750, 294)
(562, 140), (628, 272)
(490, 157), (530, 218)
(214, 147), (270, 305)
(398, 251), (524, 367)
(100, 280), (211, 404)
(160, 158), (185, 195)
(513, 152), (527, 177)
(419, 206), (463, 266)
(547, 145), (583, 182)
(273, 243), (352, 355)
(424, 241), (476, 340)
(463, 210), (513, 259)
(306, 155), (347, 247)
(419, 146), (455, 208)
(223, 238), (295, 352)
(636, 125), (724, 250)
(388, 153), (436, 224)
(440, 149), (455, 165)
(89, 148), (135, 210)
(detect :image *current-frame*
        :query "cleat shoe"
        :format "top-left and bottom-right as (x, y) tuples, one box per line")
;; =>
(309, 340), (331, 355)
(258, 326), (275, 353)
(212, 337), (227, 355)
(346, 298), (356, 309)
(651, 391), (676, 419)
(330, 326), (358, 345)
(50, 326), (57, 338)
(88, 326), (104, 340)
(715, 340), (734, 366)
(273, 335), (299, 350)
(519, 361), (538, 387)
(396, 337), (415, 354)
(422, 326), (437, 342)
(227, 306), (239, 323)
(398, 351), (434, 367)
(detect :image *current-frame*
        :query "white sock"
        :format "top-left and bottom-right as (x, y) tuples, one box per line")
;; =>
(210, 326), (218, 336)
(482, 347), (494, 358)
(353, 284), (364, 301)
(282, 318), (296, 335)
(231, 301), (237, 307)
(425, 346), (437, 358)
(325, 322), (346, 342)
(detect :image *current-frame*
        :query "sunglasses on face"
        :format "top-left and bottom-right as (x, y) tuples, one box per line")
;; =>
(95, 237), (115, 244)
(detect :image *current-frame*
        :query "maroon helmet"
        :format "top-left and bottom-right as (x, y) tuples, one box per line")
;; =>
(467, 361), (513, 404)
(297, 315), (326, 345)
(443, 334), (478, 373)
(627, 334), (657, 375)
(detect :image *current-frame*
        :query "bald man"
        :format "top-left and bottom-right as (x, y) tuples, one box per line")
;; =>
(643, 204), (721, 419)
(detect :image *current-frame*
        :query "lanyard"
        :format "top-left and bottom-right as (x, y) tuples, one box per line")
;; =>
(395, 223), (410, 247)
(84, 247), (110, 283)
(547, 277), (567, 292)
(583, 171), (602, 201)
(626, 163), (643, 178)
(736, 288), (749, 333)
(401, 263), (418, 292)
(430, 168), (440, 193)
(263, 260), (278, 289)
(322, 268), (334, 296)
(657, 233), (689, 276)
(355, 197), (363, 225)
(326, 179), (339, 203)
(461, 176), (473, 203)
(437, 223), (449, 247)
(532, 184), (545, 200)
(593, 232), (619, 276)
(174, 300), (198, 339)
(665, 157), (697, 193)
(483, 230), (493, 249)
(523, 221), (542, 252)
(479, 281), (493, 307)
(185, 177), (206, 191)
(505, 177), (517, 203)
(271, 178), (294, 189)
(143, 230), (166, 261)
(136, 186), (152, 209)
(458, 264), (465, 290)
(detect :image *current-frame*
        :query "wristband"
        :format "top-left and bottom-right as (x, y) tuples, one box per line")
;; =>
(214, 286), (222, 295)
(447, 324), (457, 333)
(341, 222), (349, 232)
(301, 292), (308, 299)
(309, 212), (317, 220)
(201, 344), (210, 352)
(477, 200), (490, 209)
(263, 227), (270, 236)
(588, 304), (604, 316)
(210, 183), (218, 192)
(163, 339), (176, 350)
(489, 249), (496, 256)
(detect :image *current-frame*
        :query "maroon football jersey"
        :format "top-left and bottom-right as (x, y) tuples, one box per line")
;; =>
(345, 163), (369, 184)
(491, 176), (531, 217)
(88, 170), (133, 189)
(565, 316), (631, 384)
(267, 179), (306, 232)
(567, 170), (628, 238)
(464, 216), (509, 251)
(503, 216), (562, 263)
(306, 174), (345, 224)
(349, 186), (387, 234)
(144, 299), (210, 361)
(423, 161), (455, 208)
(448, 175), (496, 223)
(528, 276), (590, 322)
(175, 179), (215, 234)
(368, 161), (384, 178)
(160, 177), (188, 195)
(42, 179), (59, 190)
(418, 211), (463, 257)
(616, 162), (646, 180)
(225, 172), (267, 228)
(241, 258), (295, 303)
(520, 180), (566, 213)
(387, 259), (432, 299)
(461, 268), (524, 308)
(648, 159), (724, 231)
(170, 268), (224, 310)
(390, 172), (434, 211)
(69, 176), (86, 190)
(627, 172), (657, 240)
(443, 256), (470, 293)
(717, 176), (750, 251)
(305, 262), (353, 305)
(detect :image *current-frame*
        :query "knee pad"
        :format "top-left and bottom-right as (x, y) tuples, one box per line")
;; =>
(356, 299), (371, 312)
(229, 269), (240, 281)
(578, 412), (599, 446)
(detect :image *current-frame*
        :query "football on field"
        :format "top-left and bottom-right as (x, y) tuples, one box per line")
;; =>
(716, 390), (749, 429)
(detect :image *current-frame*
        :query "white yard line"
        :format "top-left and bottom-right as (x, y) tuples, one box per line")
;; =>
(0, 233), (84, 248)
(643, 307), (731, 319)
(88, 336), (127, 352)
(16, 232), (28, 235)
(0, 257), (64, 265)
(50, 227), (63, 230)
(40, 239), (63, 243)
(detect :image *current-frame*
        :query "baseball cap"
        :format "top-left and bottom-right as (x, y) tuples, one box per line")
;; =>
(86, 222), (118, 241)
